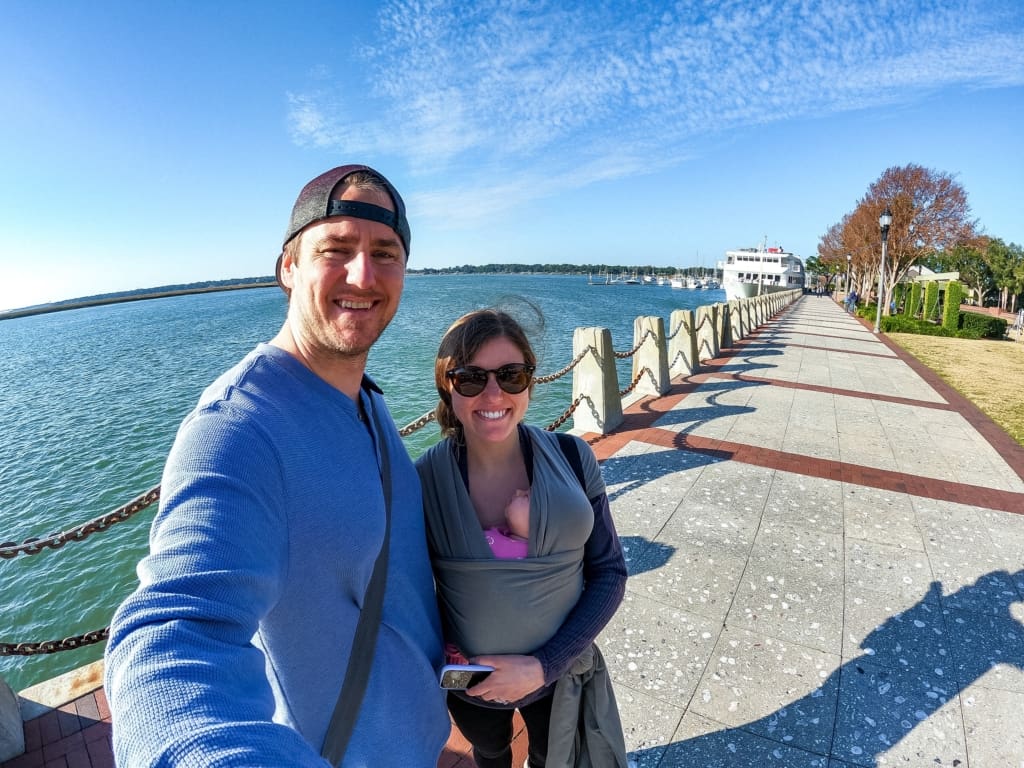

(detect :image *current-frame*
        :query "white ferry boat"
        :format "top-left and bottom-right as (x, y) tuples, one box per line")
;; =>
(718, 241), (805, 301)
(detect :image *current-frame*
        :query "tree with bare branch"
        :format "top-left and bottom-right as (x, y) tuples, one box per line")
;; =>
(819, 164), (979, 316)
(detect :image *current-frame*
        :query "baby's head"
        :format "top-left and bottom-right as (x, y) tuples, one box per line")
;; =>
(505, 489), (530, 539)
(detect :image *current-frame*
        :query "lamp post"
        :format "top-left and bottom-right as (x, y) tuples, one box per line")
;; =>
(873, 205), (893, 333)
(846, 253), (852, 294)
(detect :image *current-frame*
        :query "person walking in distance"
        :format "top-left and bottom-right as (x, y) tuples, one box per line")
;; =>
(104, 165), (450, 766)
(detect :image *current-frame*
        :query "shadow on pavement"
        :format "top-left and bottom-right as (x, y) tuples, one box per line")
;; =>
(625, 569), (1024, 767)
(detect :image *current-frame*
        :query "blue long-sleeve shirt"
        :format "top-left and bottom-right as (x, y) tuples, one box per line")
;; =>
(104, 343), (449, 767)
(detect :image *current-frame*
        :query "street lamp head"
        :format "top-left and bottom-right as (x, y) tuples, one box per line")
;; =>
(874, 205), (892, 333)
(847, 254), (852, 263)
(879, 205), (893, 231)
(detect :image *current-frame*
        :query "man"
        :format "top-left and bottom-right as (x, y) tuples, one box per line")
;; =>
(104, 165), (450, 766)
(846, 289), (859, 313)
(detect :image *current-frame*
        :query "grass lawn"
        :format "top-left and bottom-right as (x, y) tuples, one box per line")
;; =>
(888, 332), (1024, 446)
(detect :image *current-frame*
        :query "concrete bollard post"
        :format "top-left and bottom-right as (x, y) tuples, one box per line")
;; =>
(731, 300), (744, 340)
(0, 675), (24, 762)
(668, 309), (698, 378)
(631, 316), (669, 397)
(715, 301), (731, 351)
(571, 327), (623, 435)
(695, 304), (718, 363)
(728, 300), (743, 341)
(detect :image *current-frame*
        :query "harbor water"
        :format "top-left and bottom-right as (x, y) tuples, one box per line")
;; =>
(0, 273), (725, 692)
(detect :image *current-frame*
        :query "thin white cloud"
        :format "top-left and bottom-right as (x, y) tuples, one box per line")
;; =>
(286, 0), (1024, 222)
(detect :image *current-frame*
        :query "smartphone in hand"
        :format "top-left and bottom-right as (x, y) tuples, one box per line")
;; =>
(439, 664), (494, 690)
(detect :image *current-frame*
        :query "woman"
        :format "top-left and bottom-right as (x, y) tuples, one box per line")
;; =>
(416, 308), (629, 768)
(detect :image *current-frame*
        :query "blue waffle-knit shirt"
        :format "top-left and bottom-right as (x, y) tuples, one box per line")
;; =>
(104, 343), (449, 767)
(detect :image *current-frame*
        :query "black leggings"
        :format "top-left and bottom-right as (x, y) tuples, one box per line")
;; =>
(447, 691), (554, 768)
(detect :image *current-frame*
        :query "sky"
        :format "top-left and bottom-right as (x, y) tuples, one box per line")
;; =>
(2, 0), (1023, 311)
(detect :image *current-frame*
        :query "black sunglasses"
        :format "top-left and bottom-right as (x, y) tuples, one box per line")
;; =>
(445, 363), (536, 397)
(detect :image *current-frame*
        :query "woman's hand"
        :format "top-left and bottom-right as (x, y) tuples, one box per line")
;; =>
(466, 654), (545, 704)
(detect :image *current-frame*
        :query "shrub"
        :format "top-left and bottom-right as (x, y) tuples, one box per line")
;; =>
(958, 312), (1008, 339)
(881, 315), (953, 336)
(881, 315), (922, 333)
(943, 282), (964, 332)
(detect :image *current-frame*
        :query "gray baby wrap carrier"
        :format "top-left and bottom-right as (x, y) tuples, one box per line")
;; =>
(417, 427), (628, 767)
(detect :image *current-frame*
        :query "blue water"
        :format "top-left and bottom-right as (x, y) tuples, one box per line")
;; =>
(0, 274), (724, 692)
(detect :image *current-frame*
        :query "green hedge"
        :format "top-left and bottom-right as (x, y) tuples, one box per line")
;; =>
(942, 282), (964, 332)
(923, 281), (940, 321)
(880, 315), (953, 335)
(958, 312), (1008, 339)
(880, 311), (1008, 339)
(905, 282), (922, 317)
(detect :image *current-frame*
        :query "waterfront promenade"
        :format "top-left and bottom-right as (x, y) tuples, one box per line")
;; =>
(5, 294), (1023, 767)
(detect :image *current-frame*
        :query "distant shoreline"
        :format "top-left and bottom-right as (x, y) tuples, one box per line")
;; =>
(0, 266), (701, 321)
(0, 281), (279, 321)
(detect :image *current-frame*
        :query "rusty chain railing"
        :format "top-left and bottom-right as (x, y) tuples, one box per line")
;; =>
(534, 345), (595, 383)
(666, 317), (689, 340)
(0, 487), (161, 560)
(619, 367), (655, 397)
(543, 394), (587, 431)
(1, 629), (109, 657)
(1, 488), (162, 655)
(398, 409), (436, 437)
(612, 328), (656, 359)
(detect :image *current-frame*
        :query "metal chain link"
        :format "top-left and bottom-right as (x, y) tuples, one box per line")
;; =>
(665, 319), (688, 340)
(1, 628), (109, 656)
(667, 350), (689, 370)
(543, 394), (586, 432)
(613, 329), (656, 359)
(618, 367), (653, 397)
(533, 346), (596, 384)
(398, 409), (436, 437)
(0, 487), (161, 560)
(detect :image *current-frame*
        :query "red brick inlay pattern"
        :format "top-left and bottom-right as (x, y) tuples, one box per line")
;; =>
(689, 370), (955, 411)
(580, 315), (1024, 515)
(2, 689), (112, 768)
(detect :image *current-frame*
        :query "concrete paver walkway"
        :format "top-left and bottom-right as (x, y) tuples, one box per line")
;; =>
(580, 295), (1024, 767)
(4, 295), (1023, 767)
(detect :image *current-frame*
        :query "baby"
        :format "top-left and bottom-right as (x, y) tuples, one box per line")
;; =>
(447, 489), (533, 664)
(483, 488), (530, 559)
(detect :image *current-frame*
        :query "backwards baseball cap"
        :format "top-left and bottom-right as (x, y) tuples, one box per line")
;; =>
(276, 164), (410, 294)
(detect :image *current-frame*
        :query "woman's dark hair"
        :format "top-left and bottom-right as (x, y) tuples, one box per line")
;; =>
(434, 308), (537, 441)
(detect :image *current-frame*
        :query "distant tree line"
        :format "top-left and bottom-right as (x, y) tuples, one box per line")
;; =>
(409, 264), (706, 276)
(49, 276), (277, 308)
